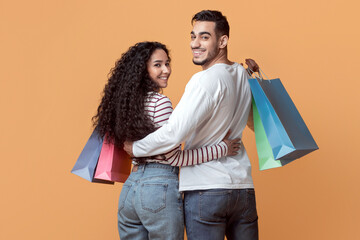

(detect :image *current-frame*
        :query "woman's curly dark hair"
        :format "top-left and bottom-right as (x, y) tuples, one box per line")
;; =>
(92, 41), (170, 148)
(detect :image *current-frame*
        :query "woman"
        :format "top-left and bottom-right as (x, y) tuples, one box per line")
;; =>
(92, 42), (240, 239)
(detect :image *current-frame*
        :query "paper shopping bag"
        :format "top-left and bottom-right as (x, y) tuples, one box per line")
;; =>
(94, 136), (132, 183)
(71, 129), (114, 184)
(249, 71), (318, 164)
(253, 99), (293, 170)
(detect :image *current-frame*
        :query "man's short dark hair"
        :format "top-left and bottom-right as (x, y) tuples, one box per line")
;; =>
(192, 10), (230, 38)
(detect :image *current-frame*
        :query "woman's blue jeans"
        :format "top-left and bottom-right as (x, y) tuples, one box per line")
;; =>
(184, 188), (259, 240)
(117, 163), (184, 240)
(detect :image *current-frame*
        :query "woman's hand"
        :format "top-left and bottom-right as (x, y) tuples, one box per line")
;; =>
(123, 141), (134, 157)
(222, 131), (242, 156)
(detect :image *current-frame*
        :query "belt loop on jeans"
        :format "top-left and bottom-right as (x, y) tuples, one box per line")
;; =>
(142, 162), (146, 172)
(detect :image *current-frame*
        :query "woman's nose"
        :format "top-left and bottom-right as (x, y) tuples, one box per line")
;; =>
(162, 65), (170, 73)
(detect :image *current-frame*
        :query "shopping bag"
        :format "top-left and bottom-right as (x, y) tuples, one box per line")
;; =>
(94, 136), (132, 183)
(249, 70), (318, 164)
(253, 99), (292, 170)
(71, 129), (114, 184)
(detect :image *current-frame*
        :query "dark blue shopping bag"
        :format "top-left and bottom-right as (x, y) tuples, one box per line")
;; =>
(248, 70), (318, 165)
(71, 129), (114, 184)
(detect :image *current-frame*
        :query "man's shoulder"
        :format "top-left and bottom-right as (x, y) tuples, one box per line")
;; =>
(193, 63), (246, 83)
(186, 63), (248, 95)
(202, 62), (246, 78)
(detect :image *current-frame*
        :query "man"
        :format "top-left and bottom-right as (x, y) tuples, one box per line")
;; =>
(125, 10), (259, 240)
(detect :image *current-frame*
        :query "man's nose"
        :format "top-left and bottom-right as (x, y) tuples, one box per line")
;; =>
(191, 37), (200, 48)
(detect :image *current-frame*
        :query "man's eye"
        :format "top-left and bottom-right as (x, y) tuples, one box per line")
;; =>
(202, 36), (209, 40)
(191, 35), (196, 39)
(165, 63), (170, 66)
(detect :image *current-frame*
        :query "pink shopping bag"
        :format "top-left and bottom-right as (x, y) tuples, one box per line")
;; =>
(94, 136), (132, 183)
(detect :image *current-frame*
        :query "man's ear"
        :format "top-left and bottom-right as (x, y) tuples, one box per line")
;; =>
(219, 35), (229, 49)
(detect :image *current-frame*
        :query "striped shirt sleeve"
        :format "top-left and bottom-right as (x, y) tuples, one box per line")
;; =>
(155, 142), (229, 166)
(151, 94), (173, 128)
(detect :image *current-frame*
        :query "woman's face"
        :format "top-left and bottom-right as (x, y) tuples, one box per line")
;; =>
(147, 49), (171, 88)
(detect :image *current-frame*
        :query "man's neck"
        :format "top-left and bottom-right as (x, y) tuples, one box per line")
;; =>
(201, 50), (232, 70)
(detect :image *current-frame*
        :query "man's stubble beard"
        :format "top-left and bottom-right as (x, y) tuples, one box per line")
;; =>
(191, 46), (219, 66)
(192, 59), (208, 66)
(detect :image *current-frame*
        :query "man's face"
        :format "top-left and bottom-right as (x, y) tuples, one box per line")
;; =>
(190, 21), (220, 68)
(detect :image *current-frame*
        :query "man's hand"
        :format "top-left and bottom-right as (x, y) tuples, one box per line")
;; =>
(123, 141), (134, 157)
(244, 58), (259, 73)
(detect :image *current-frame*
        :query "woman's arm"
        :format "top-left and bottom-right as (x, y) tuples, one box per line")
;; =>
(153, 132), (241, 166)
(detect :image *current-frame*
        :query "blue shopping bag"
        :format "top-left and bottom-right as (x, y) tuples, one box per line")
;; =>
(249, 70), (318, 164)
(252, 99), (284, 170)
(71, 129), (114, 184)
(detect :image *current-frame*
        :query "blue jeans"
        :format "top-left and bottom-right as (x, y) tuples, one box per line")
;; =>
(117, 163), (184, 240)
(184, 188), (258, 240)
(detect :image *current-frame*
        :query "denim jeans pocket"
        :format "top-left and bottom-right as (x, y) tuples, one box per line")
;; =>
(199, 191), (228, 222)
(118, 184), (131, 212)
(244, 189), (258, 222)
(140, 183), (168, 213)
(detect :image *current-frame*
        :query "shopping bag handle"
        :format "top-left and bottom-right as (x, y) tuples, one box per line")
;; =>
(248, 68), (270, 81)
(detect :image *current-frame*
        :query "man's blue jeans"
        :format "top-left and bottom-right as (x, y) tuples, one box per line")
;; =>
(118, 163), (184, 240)
(184, 188), (258, 240)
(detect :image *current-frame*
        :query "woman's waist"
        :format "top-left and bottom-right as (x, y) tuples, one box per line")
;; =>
(128, 162), (179, 180)
(132, 156), (173, 167)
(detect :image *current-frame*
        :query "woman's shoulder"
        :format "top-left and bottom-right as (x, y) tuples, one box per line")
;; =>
(147, 92), (171, 103)
(147, 92), (171, 105)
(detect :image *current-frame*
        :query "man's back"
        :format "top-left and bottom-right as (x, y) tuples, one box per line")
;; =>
(179, 62), (253, 191)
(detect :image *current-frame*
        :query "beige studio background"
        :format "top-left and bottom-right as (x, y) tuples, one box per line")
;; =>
(1, 0), (359, 239)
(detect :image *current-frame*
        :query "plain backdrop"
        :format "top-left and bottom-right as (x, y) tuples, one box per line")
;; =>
(1, 0), (359, 239)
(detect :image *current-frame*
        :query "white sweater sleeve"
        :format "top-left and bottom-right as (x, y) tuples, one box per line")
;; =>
(134, 83), (216, 157)
(148, 93), (228, 166)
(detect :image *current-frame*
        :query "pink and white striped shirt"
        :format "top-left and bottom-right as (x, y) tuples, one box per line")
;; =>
(142, 92), (228, 166)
